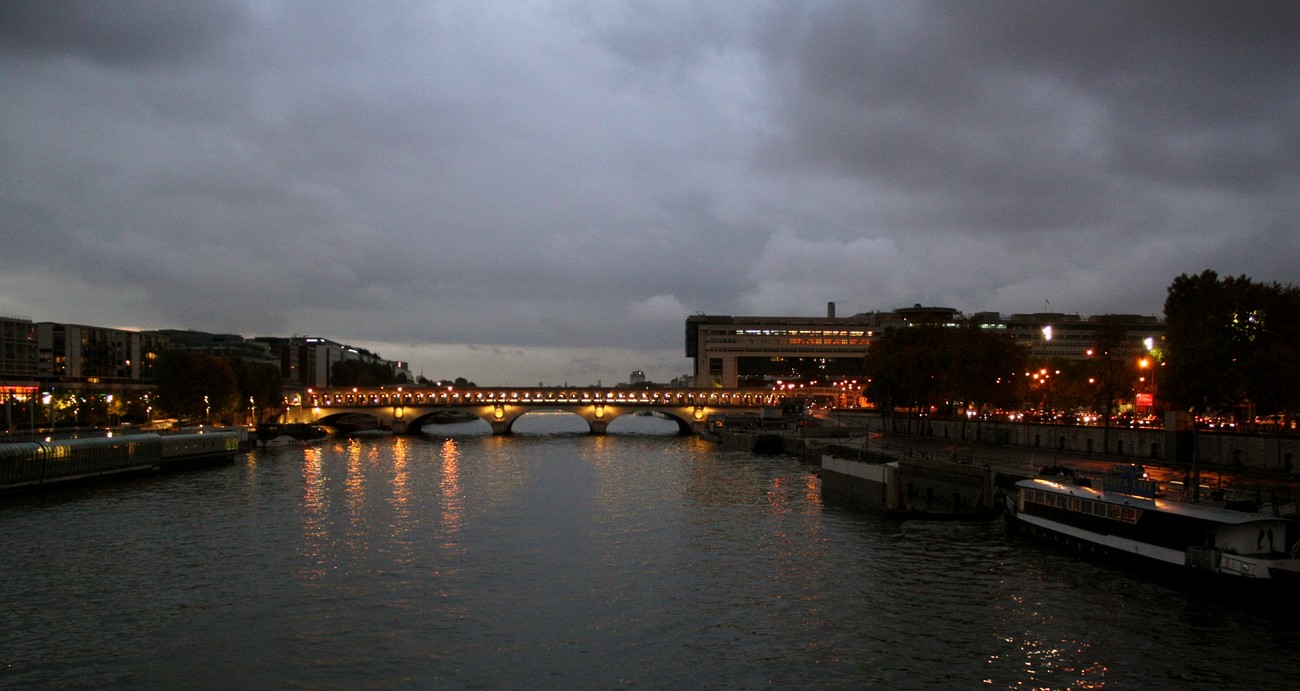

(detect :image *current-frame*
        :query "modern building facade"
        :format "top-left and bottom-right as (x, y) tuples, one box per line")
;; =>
(156, 329), (279, 368)
(1, 317), (41, 424)
(685, 306), (886, 389)
(253, 336), (408, 388)
(1, 316), (39, 382)
(1, 315), (415, 433)
(36, 322), (167, 386)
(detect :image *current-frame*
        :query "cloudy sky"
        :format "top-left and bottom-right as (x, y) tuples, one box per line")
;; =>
(2, 1), (1297, 385)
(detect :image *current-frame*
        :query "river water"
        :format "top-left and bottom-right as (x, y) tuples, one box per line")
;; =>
(2, 413), (1296, 689)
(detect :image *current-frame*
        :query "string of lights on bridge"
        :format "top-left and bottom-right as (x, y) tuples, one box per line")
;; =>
(297, 386), (789, 409)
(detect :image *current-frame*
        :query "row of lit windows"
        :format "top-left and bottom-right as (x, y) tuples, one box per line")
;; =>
(1023, 487), (1142, 523)
(704, 346), (869, 355)
(702, 341), (871, 349)
(729, 329), (869, 337)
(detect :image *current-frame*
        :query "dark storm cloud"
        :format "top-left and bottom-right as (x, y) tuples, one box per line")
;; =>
(1, 1), (1297, 384)
(758, 0), (1300, 232)
(0, 0), (248, 67)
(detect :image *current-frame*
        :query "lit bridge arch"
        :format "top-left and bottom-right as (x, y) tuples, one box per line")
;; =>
(281, 386), (785, 435)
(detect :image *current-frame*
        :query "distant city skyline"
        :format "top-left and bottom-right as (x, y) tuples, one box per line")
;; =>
(7, 302), (1168, 390)
(3, 2), (1296, 386)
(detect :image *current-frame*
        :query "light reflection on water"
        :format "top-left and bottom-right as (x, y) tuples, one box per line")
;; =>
(1, 414), (1297, 689)
(438, 436), (464, 553)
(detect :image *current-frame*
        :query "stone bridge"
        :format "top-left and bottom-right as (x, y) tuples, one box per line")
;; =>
(281, 386), (785, 435)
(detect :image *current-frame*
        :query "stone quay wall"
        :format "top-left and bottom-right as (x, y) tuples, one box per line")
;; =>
(874, 415), (1300, 475)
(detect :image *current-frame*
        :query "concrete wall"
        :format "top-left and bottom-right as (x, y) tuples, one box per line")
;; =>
(820, 456), (894, 512)
(883, 416), (1300, 474)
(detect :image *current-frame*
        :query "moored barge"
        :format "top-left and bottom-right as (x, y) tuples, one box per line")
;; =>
(1009, 474), (1300, 584)
(1, 431), (241, 494)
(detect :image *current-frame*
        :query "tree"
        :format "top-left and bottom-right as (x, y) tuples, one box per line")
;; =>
(1163, 270), (1300, 417)
(1086, 315), (1137, 420)
(154, 350), (239, 422)
(863, 324), (1026, 423)
(944, 325), (1026, 412)
(864, 326), (940, 421)
(226, 357), (283, 423)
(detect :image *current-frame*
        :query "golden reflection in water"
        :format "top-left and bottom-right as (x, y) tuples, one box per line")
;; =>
(302, 446), (325, 511)
(803, 471), (821, 505)
(758, 468), (831, 639)
(985, 637), (1109, 688)
(766, 475), (791, 514)
(390, 435), (411, 513)
(345, 438), (365, 517)
(243, 449), (257, 491)
(439, 437), (465, 551)
(985, 595), (1110, 688)
(300, 446), (327, 578)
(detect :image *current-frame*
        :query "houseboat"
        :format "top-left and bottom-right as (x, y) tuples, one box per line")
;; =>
(1009, 473), (1300, 585)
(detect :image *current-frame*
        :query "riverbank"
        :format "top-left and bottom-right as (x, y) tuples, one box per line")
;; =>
(709, 417), (1300, 512)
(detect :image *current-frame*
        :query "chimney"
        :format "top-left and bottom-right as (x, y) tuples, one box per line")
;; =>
(827, 301), (836, 318)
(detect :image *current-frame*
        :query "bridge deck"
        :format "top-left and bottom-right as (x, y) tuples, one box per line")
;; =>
(299, 387), (783, 409)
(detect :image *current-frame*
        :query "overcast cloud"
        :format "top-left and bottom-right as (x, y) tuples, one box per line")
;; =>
(2, 1), (1297, 385)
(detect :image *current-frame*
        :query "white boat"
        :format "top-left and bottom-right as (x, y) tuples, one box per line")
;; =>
(1009, 474), (1300, 585)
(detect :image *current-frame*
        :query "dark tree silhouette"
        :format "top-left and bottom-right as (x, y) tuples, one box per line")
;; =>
(1164, 270), (1300, 418)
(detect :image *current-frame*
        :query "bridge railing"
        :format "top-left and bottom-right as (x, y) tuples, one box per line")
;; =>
(298, 387), (784, 409)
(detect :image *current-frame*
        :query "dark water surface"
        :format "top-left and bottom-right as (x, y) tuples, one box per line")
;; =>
(3, 414), (1296, 689)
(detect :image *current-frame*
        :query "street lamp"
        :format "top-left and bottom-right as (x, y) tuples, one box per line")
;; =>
(1143, 337), (1158, 402)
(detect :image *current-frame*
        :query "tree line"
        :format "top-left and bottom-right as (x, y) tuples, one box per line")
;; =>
(1163, 270), (1300, 418)
(153, 350), (283, 425)
(151, 353), (432, 424)
(861, 270), (1300, 424)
